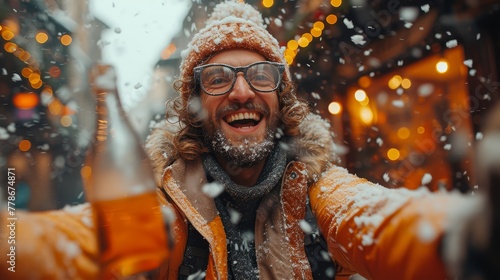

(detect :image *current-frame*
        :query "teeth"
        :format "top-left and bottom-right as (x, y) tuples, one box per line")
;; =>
(227, 112), (261, 123)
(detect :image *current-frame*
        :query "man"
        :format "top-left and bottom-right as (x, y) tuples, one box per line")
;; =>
(0, 1), (497, 279)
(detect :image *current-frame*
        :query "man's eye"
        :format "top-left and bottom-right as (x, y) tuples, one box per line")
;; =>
(249, 71), (275, 84)
(206, 75), (230, 86)
(255, 73), (273, 81)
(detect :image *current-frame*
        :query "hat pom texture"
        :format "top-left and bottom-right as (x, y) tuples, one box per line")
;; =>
(208, 1), (264, 26)
(179, 0), (288, 99)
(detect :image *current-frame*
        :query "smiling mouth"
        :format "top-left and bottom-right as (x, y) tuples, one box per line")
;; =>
(224, 112), (262, 128)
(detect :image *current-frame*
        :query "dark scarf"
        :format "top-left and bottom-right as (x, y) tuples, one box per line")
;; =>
(202, 145), (287, 280)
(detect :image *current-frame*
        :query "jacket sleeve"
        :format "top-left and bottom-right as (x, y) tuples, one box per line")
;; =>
(309, 166), (469, 280)
(0, 203), (99, 280)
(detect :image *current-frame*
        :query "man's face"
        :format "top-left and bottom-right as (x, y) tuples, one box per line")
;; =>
(198, 49), (281, 167)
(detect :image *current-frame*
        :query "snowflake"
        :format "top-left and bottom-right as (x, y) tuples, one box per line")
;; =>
(0, 127), (9, 140)
(421, 173), (432, 185)
(202, 182), (224, 198)
(392, 100), (404, 108)
(351, 34), (366, 45)
(383, 173), (390, 182)
(463, 59), (473, 68)
(421, 4), (430, 13)
(446, 39), (458, 48)
(299, 220), (313, 234)
(12, 73), (22, 82)
(343, 18), (354, 29)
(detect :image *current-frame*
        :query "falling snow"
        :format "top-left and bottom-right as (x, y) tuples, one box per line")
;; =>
(421, 4), (430, 13)
(463, 59), (473, 68)
(400, 7), (418, 22)
(202, 181), (224, 198)
(12, 73), (22, 82)
(56, 237), (82, 260)
(343, 18), (354, 29)
(417, 220), (437, 243)
(273, 18), (282, 27)
(0, 127), (9, 140)
(476, 132), (483, 140)
(383, 173), (390, 182)
(229, 209), (242, 224)
(38, 144), (50, 151)
(418, 83), (434, 97)
(131, 184), (147, 194)
(446, 39), (458, 48)
(7, 123), (15, 133)
(299, 219), (313, 234)
(421, 173), (432, 185)
(351, 35), (366, 45)
(361, 232), (374, 246)
(161, 205), (177, 225)
(311, 92), (321, 100)
(392, 100), (404, 108)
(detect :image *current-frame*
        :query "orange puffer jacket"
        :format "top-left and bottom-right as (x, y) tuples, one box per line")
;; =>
(0, 114), (467, 279)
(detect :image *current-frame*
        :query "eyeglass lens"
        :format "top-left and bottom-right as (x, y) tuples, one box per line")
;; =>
(200, 63), (280, 95)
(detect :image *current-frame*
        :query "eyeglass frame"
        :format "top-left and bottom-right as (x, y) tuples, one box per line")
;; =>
(193, 61), (286, 96)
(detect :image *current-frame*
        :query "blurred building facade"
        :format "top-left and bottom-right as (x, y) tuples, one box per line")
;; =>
(0, 0), (106, 209)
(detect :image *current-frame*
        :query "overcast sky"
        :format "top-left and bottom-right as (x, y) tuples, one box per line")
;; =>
(88, 0), (191, 109)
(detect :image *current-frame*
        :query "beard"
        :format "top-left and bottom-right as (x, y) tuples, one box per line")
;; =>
(204, 127), (276, 168)
(202, 103), (278, 168)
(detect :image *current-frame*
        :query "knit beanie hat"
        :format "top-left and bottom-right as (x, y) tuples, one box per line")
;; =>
(178, 0), (290, 100)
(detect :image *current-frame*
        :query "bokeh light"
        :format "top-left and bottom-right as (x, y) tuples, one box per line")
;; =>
(387, 148), (400, 161)
(360, 107), (373, 125)
(326, 14), (338, 24)
(388, 75), (403, 89)
(19, 140), (32, 152)
(397, 127), (410, 139)
(36, 32), (49, 44)
(262, 0), (274, 8)
(328, 102), (342, 115)
(436, 59), (448, 73)
(60, 34), (72, 46)
(330, 0), (342, 8)
(13, 93), (39, 109)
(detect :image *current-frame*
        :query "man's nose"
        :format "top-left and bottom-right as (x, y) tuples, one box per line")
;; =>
(228, 74), (255, 103)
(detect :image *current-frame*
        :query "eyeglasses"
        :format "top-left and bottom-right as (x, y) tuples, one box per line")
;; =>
(194, 61), (285, 96)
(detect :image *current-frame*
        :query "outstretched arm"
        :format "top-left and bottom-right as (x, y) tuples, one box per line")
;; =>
(0, 204), (99, 280)
(309, 165), (472, 280)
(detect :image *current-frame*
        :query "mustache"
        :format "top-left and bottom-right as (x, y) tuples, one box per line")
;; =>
(215, 102), (270, 119)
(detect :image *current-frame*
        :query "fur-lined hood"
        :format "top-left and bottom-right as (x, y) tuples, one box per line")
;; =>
(145, 113), (337, 186)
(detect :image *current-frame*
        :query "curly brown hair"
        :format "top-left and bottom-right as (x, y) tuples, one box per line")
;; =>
(167, 73), (310, 162)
